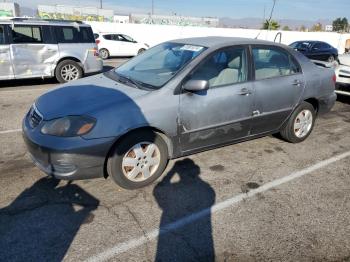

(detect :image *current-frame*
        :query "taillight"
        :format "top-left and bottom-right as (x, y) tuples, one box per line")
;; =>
(95, 39), (100, 45)
(332, 74), (336, 84)
(92, 48), (99, 57)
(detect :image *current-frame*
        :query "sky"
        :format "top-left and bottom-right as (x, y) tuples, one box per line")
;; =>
(16, 0), (350, 21)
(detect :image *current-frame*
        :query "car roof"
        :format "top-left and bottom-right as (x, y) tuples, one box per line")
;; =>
(170, 36), (285, 48)
(0, 18), (90, 27)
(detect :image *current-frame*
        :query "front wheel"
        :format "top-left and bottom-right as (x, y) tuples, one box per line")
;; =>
(279, 102), (316, 143)
(137, 48), (146, 55)
(108, 130), (169, 189)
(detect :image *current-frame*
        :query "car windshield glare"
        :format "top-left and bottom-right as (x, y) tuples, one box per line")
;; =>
(115, 42), (206, 89)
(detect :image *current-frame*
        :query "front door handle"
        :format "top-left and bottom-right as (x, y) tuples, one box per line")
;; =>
(239, 88), (251, 96)
(292, 80), (302, 86)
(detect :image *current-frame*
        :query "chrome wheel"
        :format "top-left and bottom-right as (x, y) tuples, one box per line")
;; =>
(293, 109), (313, 138)
(100, 49), (109, 59)
(122, 142), (161, 182)
(61, 64), (79, 81)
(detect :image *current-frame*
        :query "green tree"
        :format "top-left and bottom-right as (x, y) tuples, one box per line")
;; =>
(262, 19), (280, 30)
(311, 23), (323, 32)
(282, 25), (291, 31)
(299, 25), (307, 32)
(332, 17), (349, 32)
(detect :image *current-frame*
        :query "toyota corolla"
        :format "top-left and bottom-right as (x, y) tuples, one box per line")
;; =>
(23, 37), (337, 189)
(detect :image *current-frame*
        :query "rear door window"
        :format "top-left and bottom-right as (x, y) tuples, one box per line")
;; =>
(253, 47), (301, 80)
(12, 25), (42, 43)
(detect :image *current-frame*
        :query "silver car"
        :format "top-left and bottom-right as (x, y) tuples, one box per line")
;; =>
(23, 37), (336, 189)
(0, 18), (102, 83)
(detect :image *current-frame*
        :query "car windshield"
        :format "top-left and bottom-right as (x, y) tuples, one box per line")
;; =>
(114, 42), (207, 89)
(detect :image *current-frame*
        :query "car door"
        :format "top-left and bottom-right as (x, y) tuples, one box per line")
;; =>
(0, 24), (14, 80)
(309, 42), (328, 61)
(116, 34), (138, 56)
(10, 24), (58, 79)
(250, 46), (304, 135)
(179, 46), (254, 153)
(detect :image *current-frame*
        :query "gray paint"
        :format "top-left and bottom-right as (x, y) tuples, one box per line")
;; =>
(23, 37), (337, 180)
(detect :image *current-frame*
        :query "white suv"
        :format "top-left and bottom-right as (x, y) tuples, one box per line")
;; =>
(94, 32), (149, 59)
(0, 18), (102, 83)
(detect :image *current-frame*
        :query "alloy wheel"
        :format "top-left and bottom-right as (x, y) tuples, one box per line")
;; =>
(293, 109), (313, 138)
(121, 142), (161, 182)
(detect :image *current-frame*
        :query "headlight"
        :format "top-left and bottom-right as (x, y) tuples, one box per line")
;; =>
(41, 116), (96, 137)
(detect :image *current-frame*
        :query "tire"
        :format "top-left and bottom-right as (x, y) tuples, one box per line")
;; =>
(279, 101), (316, 143)
(108, 130), (169, 189)
(327, 55), (335, 63)
(55, 60), (83, 83)
(137, 48), (146, 55)
(99, 48), (109, 60)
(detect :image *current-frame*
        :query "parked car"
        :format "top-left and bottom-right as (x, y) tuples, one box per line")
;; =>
(23, 37), (336, 189)
(289, 40), (338, 62)
(0, 18), (102, 83)
(313, 54), (350, 96)
(94, 32), (149, 59)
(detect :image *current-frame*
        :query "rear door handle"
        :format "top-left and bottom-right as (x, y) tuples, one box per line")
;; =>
(239, 88), (251, 96)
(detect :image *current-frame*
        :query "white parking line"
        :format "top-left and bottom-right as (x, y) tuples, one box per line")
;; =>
(86, 151), (350, 262)
(0, 129), (21, 135)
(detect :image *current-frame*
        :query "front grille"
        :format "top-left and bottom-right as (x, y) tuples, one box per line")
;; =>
(29, 105), (43, 128)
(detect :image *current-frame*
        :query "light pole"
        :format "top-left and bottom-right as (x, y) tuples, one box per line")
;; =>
(151, 0), (154, 15)
(267, 0), (277, 30)
(100, 0), (102, 9)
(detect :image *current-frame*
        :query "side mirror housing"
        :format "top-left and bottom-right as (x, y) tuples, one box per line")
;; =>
(183, 80), (209, 92)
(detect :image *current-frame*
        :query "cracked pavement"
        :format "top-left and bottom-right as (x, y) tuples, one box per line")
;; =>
(0, 61), (350, 261)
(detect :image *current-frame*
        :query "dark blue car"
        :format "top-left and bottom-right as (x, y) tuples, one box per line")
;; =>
(289, 41), (338, 62)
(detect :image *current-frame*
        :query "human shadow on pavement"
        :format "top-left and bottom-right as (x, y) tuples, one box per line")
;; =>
(153, 158), (216, 262)
(0, 177), (99, 262)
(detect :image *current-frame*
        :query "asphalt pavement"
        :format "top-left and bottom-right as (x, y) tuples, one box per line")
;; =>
(0, 59), (349, 262)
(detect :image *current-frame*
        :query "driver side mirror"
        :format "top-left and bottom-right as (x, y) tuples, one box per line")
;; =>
(183, 80), (209, 92)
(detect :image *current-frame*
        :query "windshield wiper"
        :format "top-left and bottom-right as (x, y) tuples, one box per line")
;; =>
(116, 72), (157, 90)
(115, 73), (142, 89)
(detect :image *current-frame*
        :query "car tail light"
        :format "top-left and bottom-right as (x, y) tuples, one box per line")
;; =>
(332, 74), (336, 84)
(95, 39), (100, 45)
(92, 48), (99, 57)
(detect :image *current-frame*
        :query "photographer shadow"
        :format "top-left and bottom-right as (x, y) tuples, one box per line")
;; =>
(0, 177), (99, 262)
(153, 158), (216, 262)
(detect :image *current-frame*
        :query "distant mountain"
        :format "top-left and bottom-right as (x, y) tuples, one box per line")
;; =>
(219, 17), (333, 30)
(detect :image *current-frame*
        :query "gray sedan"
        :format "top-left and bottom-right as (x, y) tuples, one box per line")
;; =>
(23, 37), (337, 189)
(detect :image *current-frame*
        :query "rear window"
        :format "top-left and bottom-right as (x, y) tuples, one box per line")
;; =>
(54, 26), (95, 43)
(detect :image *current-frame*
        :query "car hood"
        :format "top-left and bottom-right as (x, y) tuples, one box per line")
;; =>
(35, 73), (149, 120)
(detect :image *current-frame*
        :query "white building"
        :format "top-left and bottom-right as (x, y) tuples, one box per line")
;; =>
(325, 25), (333, 32)
(113, 15), (129, 24)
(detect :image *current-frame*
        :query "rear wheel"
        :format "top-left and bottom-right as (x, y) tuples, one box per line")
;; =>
(279, 102), (316, 143)
(108, 130), (169, 189)
(328, 55), (335, 63)
(99, 48), (110, 60)
(55, 60), (83, 83)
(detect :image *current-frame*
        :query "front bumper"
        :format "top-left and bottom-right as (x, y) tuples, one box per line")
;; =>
(22, 115), (116, 180)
